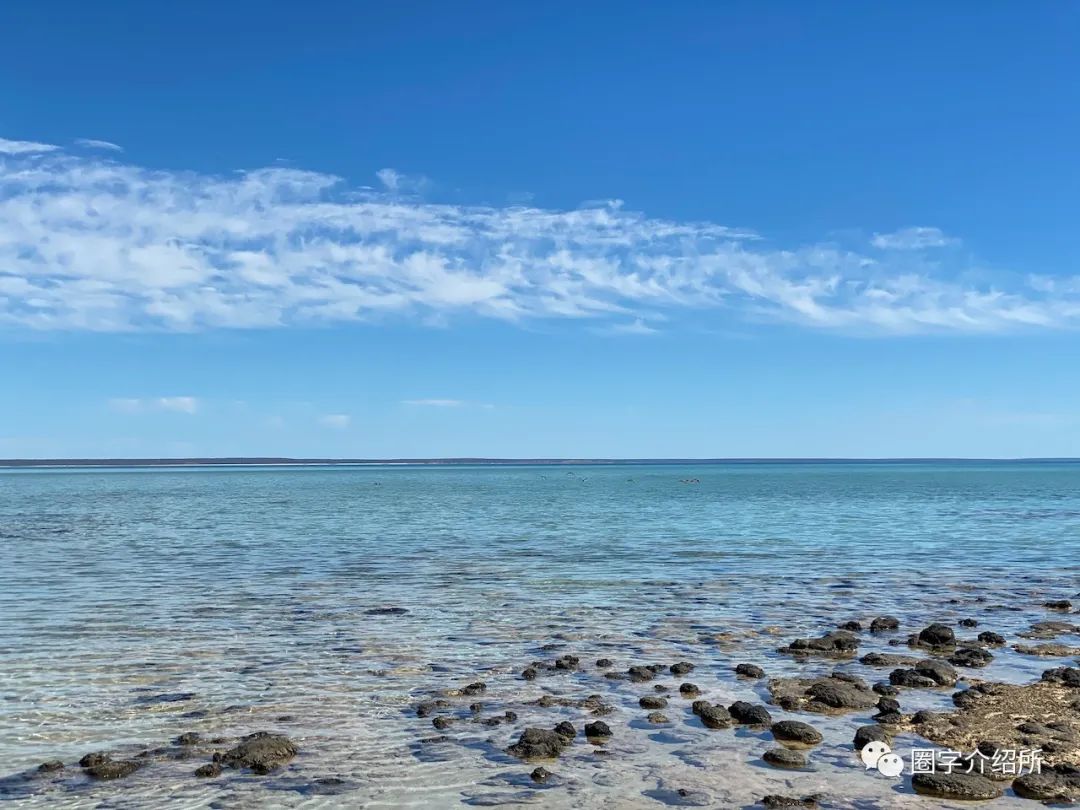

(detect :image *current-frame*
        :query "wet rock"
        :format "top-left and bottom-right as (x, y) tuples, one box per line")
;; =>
(762, 795), (819, 808)
(584, 721), (611, 738)
(639, 696), (668, 710)
(691, 699), (710, 715)
(917, 623), (956, 647)
(79, 752), (110, 768)
(1012, 766), (1080, 801)
(914, 658), (959, 686)
(872, 682), (899, 696)
(85, 760), (140, 780)
(837, 620), (862, 631)
(771, 720), (823, 747)
(175, 732), (201, 746)
(432, 716), (453, 730)
(762, 748), (807, 769)
(417, 699), (450, 717)
(37, 760), (64, 773)
(958, 618), (979, 628)
(876, 697), (900, 713)
(977, 631), (1006, 646)
(365, 606), (408, 615)
(461, 682), (486, 696)
(679, 682), (701, 697)
(522, 667), (538, 680)
(779, 630), (859, 657)
(873, 710), (903, 725)
(216, 732), (298, 774)
(853, 724), (889, 750)
(646, 712), (669, 724)
(553, 654), (579, 670)
(698, 704), (734, 729)
(628, 665), (655, 682)
(508, 728), (569, 760)
(911, 772), (1003, 801)
(1042, 666), (1080, 687)
(595, 658), (613, 668)
(889, 668), (939, 688)
(553, 721), (575, 739)
(1016, 642), (1080, 657)
(1020, 620), (1079, 639)
(870, 616), (900, 632)
(653, 684), (670, 693)
(735, 663), (765, 678)
(194, 762), (222, 778)
(530, 766), (552, 783)
(859, 652), (918, 667)
(769, 675), (876, 713)
(1045, 600), (1073, 611)
(670, 661), (695, 675)
(135, 691), (195, 705)
(949, 646), (993, 668)
(729, 701), (772, 725)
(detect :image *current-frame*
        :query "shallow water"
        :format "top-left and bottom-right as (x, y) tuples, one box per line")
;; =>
(1, 462), (1079, 808)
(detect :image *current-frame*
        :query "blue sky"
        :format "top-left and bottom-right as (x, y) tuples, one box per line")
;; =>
(2, 1), (1079, 458)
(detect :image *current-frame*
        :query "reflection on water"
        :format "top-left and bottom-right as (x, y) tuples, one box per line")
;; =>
(1, 462), (1079, 807)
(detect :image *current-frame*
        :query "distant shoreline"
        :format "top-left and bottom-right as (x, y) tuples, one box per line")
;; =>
(2, 457), (1079, 469)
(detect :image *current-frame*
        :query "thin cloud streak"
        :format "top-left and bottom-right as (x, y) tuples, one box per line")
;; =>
(2, 137), (1079, 335)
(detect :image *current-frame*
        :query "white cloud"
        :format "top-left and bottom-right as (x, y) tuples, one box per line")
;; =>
(319, 413), (350, 429)
(871, 227), (958, 250)
(605, 318), (659, 335)
(108, 396), (199, 414)
(376, 167), (428, 193)
(402, 399), (466, 407)
(74, 138), (123, 152)
(1, 137), (1078, 336)
(0, 137), (58, 155)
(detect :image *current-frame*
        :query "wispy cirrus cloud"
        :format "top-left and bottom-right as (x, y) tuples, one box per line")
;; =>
(318, 413), (350, 429)
(108, 396), (199, 414)
(1, 136), (1078, 335)
(871, 226), (958, 250)
(74, 138), (123, 152)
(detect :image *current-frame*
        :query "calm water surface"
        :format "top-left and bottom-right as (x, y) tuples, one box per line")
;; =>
(1, 462), (1079, 807)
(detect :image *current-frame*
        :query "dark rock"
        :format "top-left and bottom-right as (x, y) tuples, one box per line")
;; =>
(977, 631), (1006, 646)
(79, 752), (110, 768)
(1045, 600), (1073, 611)
(1042, 666), (1080, 687)
(679, 682), (701, 697)
(729, 701), (773, 725)
(522, 667), (538, 680)
(781, 630), (859, 657)
(553, 721), (575, 739)
(508, 728), (570, 760)
(639, 696), (668, 710)
(646, 711), (669, 724)
(194, 762), (222, 778)
(876, 697), (900, 713)
(365, 606), (408, 615)
(768, 674), (876, 713)
(628, 666), (655, 682)
(554, 655), (579, 670)
(37, 760), (64, 773)
(762, 747), (807, 769)
(698, 704), (733, 729)
(530, 766), (552, 783)
(917, 623), (956, 647)
(653, 684), (669, 693)
(853, 724), (889, 750)
(417, 699), (450, 717)
(461, 682), (486, 696)
(911, 772), (1003, 801)
(914, 658), (959, 686)
(911, 710), (940, 725)
(175, 732), (201, 746)
(958, 618), (978, 627)
(1012, 766), (1080, 801)
(85, 760), (140, 780)
(216, 732), (298, 774)
(838, 620), (862, 631)
(873, 710), (904, 725)
(584, 720), (611, 738)
(872, 682), (899, 696)
(735, 663), (765, 678)
(870, 616), (900, 632)
(949, 646), (993, 668)
(805, 678), (876, 710)
(670, 661), (695, 675)
(762, 795), (819, 808)
(889, 668), (938, 688)
(595, 658), (613, 668)
(691, 699), (710, 715)
(432, 716), (453, 730)
(771, 720), (823, 747)
(859, 652), (917, 667)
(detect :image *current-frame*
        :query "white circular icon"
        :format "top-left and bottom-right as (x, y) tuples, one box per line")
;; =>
(876, 752), (904, 777)
(860, 740), (891, 770)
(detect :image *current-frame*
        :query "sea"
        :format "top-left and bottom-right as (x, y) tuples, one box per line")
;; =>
(1, 461), (1078, 807)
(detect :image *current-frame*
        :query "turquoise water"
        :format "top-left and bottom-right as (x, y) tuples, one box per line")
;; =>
(1, 462), (1079, 807)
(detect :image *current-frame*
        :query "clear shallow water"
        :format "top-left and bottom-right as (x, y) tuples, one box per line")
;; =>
(1, 462), (1079, 808)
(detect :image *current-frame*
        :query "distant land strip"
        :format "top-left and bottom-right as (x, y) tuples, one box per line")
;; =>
(2, 457), (1079, 468)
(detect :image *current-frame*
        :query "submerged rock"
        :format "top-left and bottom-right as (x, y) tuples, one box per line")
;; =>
(949, 647), (994, 668)
(670, 661), (695, 675)
(628, 666), (655, 682)
(639, 696), (667, 710)
(762, 795), (819, 808)
(646, 711), (669, 724)
(215, 732), (298, 774)
(762, 747), (808, 769)
(779, 630), (859, 657)
(768, 675), (876, 713)
(870, 616), (900, 632)
(507, 728), (571, 760)
(194, 762), (222, 778)
(530, 766), (552, 783)
(37, 761), (63, 774)
(85, 759), (140, 780)
(735, 663), (765, 678)
(678, 682), (701, 697)
(978, 630), (1006, 646)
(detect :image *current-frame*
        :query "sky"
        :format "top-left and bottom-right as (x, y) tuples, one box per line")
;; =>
(2, 1), (1079, 459)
